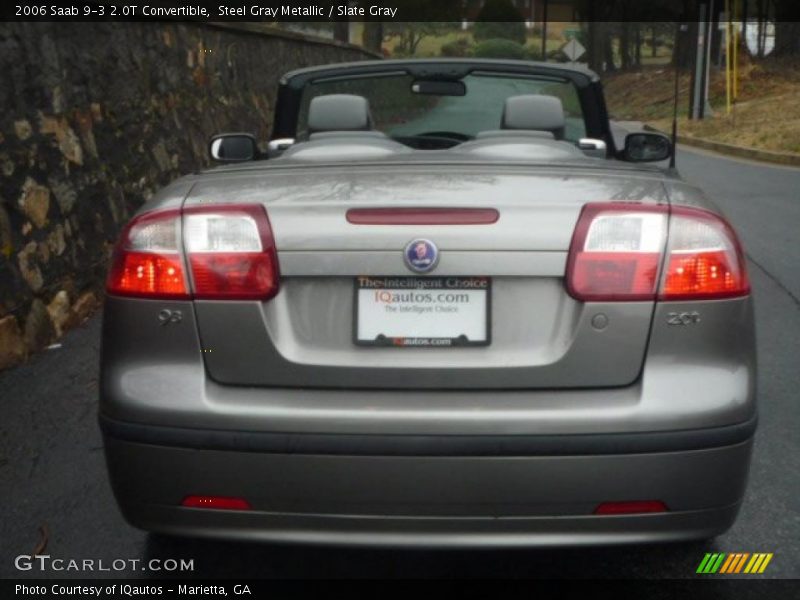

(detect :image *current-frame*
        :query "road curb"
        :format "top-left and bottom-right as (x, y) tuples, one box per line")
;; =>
(644, 125), (800, 167)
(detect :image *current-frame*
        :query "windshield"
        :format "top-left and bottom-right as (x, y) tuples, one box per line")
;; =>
(296, 71), (587, 146)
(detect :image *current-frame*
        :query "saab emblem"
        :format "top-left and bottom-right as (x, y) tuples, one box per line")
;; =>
(404, 239), (439, 273)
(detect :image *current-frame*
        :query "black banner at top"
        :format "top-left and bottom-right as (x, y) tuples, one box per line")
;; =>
(6, 0), (797, 24)
(6, 0), (461, 22)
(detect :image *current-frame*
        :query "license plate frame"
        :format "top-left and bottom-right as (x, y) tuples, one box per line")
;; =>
(353, 276), (491, 347)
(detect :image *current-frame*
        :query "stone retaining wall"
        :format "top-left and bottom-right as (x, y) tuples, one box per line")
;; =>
(0, 22), (376, 369)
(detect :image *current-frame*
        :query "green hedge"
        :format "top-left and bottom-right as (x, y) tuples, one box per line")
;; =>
(440, 38), (472, 57)
(472, 38), (526, 60)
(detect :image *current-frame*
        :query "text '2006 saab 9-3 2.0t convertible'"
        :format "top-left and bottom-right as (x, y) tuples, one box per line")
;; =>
(100, 59), (756, 547)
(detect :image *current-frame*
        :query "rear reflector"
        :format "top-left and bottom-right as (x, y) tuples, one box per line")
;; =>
(594, 500), (669, 515)
(181, 495), (252, 510)
(566, 203), (749, 302)
(107, 204), (280, 301)
(346, 207), (499, 225)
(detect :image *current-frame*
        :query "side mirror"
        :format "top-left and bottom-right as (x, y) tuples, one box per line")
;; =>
(266, 138), (295, 159)
(622, 133), (672, 162)
(209, 133), (258, 162)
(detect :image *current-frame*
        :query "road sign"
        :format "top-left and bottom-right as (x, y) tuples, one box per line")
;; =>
(562, 38), (586, 62)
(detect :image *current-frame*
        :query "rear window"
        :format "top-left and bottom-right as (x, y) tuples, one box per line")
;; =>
(296, 72), (587, 144)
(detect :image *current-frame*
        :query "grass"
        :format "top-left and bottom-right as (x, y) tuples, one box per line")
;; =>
(604, 58), (800, 154)
(413, 30), (473, 57)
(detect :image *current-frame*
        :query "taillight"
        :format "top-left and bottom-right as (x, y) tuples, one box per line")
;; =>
(659, 206), (750, 300)
(106, 204), (279, 301)
(183, 205), (279, 300)
(566, 203), (749, 302)
(566, 203), (667, 301)
(106, 209), (190, 299)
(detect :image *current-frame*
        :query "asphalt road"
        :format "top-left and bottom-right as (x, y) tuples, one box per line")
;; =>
(1, 144), (798, 581)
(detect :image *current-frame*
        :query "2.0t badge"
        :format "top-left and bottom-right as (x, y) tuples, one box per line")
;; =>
(404, 239), (439, 273)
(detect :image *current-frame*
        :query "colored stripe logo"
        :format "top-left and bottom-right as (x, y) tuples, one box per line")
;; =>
(696, 553), (773, 574)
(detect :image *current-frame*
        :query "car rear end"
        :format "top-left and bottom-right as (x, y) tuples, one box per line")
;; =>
(100, 164), (756, 547)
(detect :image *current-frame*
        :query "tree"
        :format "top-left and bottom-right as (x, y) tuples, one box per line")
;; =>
(574, 0), (681, 72)
(604, 28), (617, 72)
(753, 0), (768, 58)
(472, 0), (526, 45)
(772, 0), (800, 57)
(634, 24), (642, 66)
(584, 20), (601, 71)
(384, 23), (446, 56)
(620, 21), (633, 69)
(333, 22), (349, 43)
(382, 0), (461, 56)
(362, 22), (383, 54)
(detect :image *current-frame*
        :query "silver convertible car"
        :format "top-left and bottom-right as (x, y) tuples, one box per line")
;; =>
(100, 59), (756, 546)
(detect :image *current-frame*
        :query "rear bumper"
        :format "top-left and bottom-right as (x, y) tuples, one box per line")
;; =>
(118, 498), (744, 548)
(102, 420), (754, 547)
(100, 414), (756, 456)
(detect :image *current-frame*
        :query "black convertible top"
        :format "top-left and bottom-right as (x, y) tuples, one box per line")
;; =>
(280, 58), (600, 85)
(271, 58), (615, 153)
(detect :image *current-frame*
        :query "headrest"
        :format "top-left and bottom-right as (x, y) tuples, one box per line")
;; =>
(307, 94), (373, 134)
(501, 95), (566, 140)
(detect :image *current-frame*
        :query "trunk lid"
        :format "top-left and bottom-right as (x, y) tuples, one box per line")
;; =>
(186, 164), (668, 389)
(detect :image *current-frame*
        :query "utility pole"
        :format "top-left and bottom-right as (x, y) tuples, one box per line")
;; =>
(670, 21), (687, 169)
(690, 1), (713, 119)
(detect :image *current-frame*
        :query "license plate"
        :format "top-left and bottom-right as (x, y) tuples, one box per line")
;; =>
(354, 276), (490, 347)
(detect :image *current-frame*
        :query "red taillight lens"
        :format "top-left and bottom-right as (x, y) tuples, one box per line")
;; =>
(346, 207), (500, 225)
(663, 252), (743, 298)
(106, 209), (190, 299)
(570, 251), (662, 299)
(566, 203), (668, 301)
(566, 203), (749, 302)
(594, 500), (669, 515)
(108, 252), (187, 298)
(189, 253), (278, 300)
(184, 205), (279, 300)
(181, 495), (251, 510)
(659, 207), (750, 300)
(106, 204), (280, 301)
